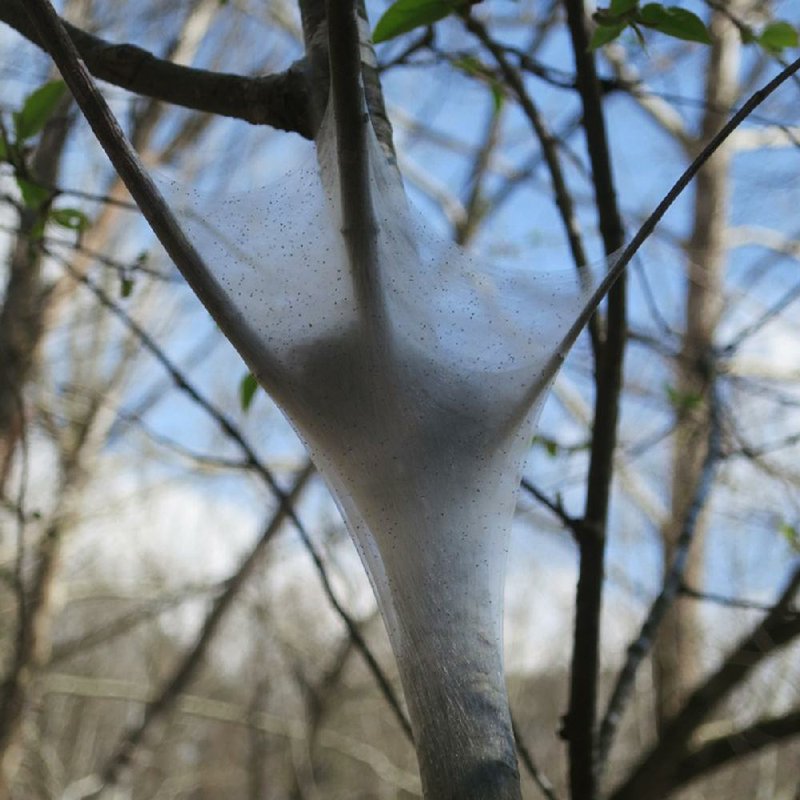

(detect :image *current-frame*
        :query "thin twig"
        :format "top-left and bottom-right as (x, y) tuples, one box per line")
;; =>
(512, 715), (561, 800)
(465, 15), (600, 356)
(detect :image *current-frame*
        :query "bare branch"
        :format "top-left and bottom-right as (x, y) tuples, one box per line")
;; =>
(730, 124), (800, 151)
(24, 0), (290, 395)
(558, 4), (627, 798)
(97, 462), (316, 790)
(0, 0), (311, 136)
(42, 673), (421, 796)
(609, 564), (800, 800)
(512, 716), (561, 800)
(603, 46), (693, 152)
(669, 708), (800, 791)
(597, 383), (722, 768)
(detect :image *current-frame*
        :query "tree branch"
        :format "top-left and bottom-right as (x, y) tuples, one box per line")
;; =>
(23, 0), (294, 418)
(97, 462), (315, 790)
(597, 383), (722, 768)
(610, 563), (800, 800)
(669, 708), (800, 791)
(0, 0), (312, 136)
(559, 3), (627, 798)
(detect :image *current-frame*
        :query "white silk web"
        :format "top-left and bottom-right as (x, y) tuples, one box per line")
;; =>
(167, 107), (609, 792)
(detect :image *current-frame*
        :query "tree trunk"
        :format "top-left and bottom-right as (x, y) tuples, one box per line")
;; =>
(654, 5), (741, 730)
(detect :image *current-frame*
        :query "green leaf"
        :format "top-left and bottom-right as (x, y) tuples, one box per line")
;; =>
(664, 383), (703, 412)
(120, 276), (135, 298)
(13, 80), (67, 141)
(0, 136), (7, 161)
(532, 435), (560, 458)
(739, 25), (757, 44)
(590, 21), (627, 49)
(50, 207), (90, 232)
(29, 217), (46, 241)
(758, 21), (799, 53)
(490, 83), (504, 113)
(610, 0), (638, 15)
(779, 522), (800, 552)
(239, 372), (259, 412)
(16, 177), (52, 210)
(452, 54), (484, 76)
(638, 4), (711, 44)
(373, 0), (463, 44)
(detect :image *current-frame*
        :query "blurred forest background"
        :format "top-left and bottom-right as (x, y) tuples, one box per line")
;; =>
(0, 0), (798, 798)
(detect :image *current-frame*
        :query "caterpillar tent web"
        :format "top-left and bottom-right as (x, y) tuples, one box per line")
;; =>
(167, 100), (613, 798)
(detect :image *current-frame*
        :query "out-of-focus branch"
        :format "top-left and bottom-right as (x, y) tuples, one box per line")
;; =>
(610, 564), (800, 800)
(43, 673), (420, 797)
(0, 0), (312, 136)
(730, 124), (800, 151)
(96, 461), (315, 790)
(603, 46), (693, 152)
(597, 383), (722, 768)
(464, 15), (600, 356)
(668, 708), (800, 791)
(512, 716), (561, 800)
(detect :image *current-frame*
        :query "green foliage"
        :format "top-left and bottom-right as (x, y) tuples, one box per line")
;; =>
(372, 0), (467, 43)
(239, 371), (259, 412)
(610, 0), (638, 14)
(758, 21), (799, 54)
(12, 80), (66, 142)
(638, 4), (711, 44)
(590, 21), (628, 49)
(452, 55), (505, 112)
(592, 2), (711, 49)
(592, 2), (797, 52)
(664, 383), (703, 413)
(532, 434), (560, 458)
(780, 522), (800, 552)
(49, 207), (90, 232)
(16, 177), (52, 210)
(120, 276), (135, 298)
